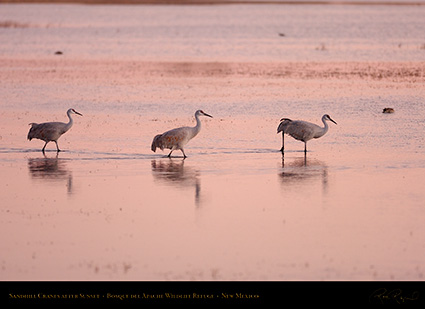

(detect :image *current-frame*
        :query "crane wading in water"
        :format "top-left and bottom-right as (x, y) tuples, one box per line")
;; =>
(151, 110), (213, 158)
(28, 108), (83, 153)
(277, 114), (337, 154)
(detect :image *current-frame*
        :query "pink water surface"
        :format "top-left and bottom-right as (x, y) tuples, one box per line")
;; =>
(1, 3), (425, 281)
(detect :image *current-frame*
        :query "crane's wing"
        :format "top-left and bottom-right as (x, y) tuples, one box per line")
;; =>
(282, 120), (317, 142)
(151, 127), (190, 152)
(27, 122), (67, 141)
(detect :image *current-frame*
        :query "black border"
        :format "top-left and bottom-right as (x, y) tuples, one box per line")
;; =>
(2, 281), (425, 306)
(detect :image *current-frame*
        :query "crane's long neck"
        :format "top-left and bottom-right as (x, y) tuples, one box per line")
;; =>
(191, 113), (202, 137)
(316, 117), (329, 138)
(65, 110), (74, 132)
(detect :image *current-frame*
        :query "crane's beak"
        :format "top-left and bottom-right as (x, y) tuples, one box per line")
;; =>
(329, 117), (337, 125)
(202, 111), (213, 118)
(74, 110), (83, 116)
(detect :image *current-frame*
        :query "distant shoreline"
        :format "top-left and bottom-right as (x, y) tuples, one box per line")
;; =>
(1, 0), (425, 6)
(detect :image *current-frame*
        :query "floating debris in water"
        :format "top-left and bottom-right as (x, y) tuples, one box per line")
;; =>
(383, 108), (395, 113)
(54, 51), (63, 55)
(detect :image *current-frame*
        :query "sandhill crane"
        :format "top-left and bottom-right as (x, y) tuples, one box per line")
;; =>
(27, 108), (82, 153)
(151, 110), (213, 158)
(277, 114), (337, 154)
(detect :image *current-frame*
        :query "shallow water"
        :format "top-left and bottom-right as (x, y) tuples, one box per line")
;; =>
(1, 109), (425, 280)
(1, 3), (425, 280)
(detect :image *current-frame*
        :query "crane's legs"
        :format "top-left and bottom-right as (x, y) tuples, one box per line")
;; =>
(280, 133), (285, 154)
(41, 141), (61, 153)
(304, 142), (307, 154)
(167, 149), (187, 159)
(42, 141), (48, 153)
(54, 141), (61, 152)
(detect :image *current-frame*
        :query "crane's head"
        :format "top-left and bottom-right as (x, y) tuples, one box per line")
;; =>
(70, 108), (83, 116)
(324, 114), (337, 125)
(196, 110), (213, 118)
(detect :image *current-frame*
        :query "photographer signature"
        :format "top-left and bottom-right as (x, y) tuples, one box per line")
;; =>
(369, 288), (419, 304)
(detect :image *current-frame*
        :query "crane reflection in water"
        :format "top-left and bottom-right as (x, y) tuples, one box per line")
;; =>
(151, 159), (202, 207)
(279, 156), (329, 195)
(27, 153), (73, 195)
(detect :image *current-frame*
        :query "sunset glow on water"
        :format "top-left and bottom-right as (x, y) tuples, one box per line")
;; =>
(1, 2), (425, 281)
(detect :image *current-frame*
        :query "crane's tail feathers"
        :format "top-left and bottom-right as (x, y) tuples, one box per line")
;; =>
(27, 130), (35, 140)
(27, 123), (38, 140)
(151, 134), (163, 152)
(277, 118), (292, 133)
(277, 123), (283, 133)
